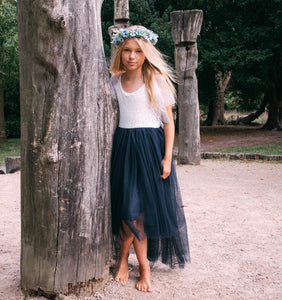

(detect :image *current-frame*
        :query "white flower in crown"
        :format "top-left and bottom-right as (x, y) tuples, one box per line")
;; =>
(111, 27), (159, 46)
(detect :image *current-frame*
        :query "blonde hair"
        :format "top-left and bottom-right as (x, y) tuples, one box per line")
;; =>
(110, 26), (176, 106)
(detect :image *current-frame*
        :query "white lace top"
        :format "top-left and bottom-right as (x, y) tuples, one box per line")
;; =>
(111, 73), (175, 129)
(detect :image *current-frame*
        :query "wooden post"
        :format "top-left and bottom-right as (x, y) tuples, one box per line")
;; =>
(108, 0), (130, 54)
(171, 10), (203, 165)
(114, 0), (129, 25)
(17, 0), (117, 294)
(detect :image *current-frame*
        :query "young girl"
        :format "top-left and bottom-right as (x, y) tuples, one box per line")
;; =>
(110, 25), (190, 293)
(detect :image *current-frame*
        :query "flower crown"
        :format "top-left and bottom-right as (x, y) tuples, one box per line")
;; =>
(111, 28), (159, 46)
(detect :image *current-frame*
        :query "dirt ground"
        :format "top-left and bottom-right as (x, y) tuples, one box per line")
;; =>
(200, 126), (282, 151)
(0, 129), (282, 300)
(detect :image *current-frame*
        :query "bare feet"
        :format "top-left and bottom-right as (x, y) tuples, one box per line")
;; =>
(114, 258), (129, 284)
(136, 264), (152, 292)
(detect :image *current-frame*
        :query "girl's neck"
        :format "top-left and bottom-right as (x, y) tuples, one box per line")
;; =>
(123, 69), (143, 82)
(121, 69), (145, 93)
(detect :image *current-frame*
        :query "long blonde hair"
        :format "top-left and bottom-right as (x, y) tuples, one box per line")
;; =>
(110, 27), (176, 106)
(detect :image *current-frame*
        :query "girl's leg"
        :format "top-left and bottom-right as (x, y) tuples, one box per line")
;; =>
(133, 238), (152, 292)
(115, 221), (134, 283)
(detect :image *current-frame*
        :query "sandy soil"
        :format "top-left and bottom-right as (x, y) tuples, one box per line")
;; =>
(0, 160), (282, 300)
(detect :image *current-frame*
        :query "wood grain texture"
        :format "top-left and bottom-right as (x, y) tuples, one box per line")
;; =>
(18, 0), (117, 293)
(171, 10), (203, 165)
(114, 0), (129, 23)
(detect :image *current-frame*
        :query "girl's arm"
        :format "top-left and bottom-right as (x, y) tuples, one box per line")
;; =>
(161, 105), (175, 179)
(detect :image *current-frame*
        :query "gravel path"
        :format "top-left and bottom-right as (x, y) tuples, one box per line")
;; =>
(0, 160), (282, 299)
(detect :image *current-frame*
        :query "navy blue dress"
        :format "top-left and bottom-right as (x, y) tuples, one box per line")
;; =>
(110, 74), (190, 268)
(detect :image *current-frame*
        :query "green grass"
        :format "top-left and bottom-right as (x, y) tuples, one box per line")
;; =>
(210, 141), (282, 155)
(0, 139), (21, 166)
(1, 139), (281, 166)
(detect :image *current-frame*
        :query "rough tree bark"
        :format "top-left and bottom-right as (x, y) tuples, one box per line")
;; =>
(211, 70), (232, 125)
(0, 77), (7, 142)
(18, 0), (117, 295)
(171, 10), (203, 165)
(114, 0), (129, 25)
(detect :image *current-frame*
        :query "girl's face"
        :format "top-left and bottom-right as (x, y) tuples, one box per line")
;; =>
(121, 39), (146, 73)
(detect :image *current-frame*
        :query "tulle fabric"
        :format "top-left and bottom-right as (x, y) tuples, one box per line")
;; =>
(110, 126), (190, 268)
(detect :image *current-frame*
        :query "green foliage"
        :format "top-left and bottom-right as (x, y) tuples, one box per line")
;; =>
(210, 141), (282, 156)
(0, 138), (20, 165)
(1, 0), (280, 136)
(102, 0), (282, 113)
(102, 0), (175, 63)
(0, 0), (20, 138)
(101, 0), (114, 60)
(0, 0), (18, 72)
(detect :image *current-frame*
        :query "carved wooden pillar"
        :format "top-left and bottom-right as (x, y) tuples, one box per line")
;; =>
(108, 0), (130, 53)
(171, 10), (203, 165)
(114, 0), (129, 25)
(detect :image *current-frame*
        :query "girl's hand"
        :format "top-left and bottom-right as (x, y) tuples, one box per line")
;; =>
(161, 158), (171, 179)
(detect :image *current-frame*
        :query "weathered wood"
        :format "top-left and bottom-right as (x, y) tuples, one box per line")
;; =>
(183, 10), (203, 42)
(171, 10), (203, 45)
(171, 10), (203, 165)
(18, 0), (117, 294)
(109, 0), (130, 55)
(170, 11), (183, 45)
(114, 0), (129, 24)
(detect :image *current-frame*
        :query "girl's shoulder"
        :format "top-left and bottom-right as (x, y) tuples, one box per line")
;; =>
(153, 72), (166, 85)
(110, 73), (121, 86)
(152, 71), (175, 107)
(153, 72), (171, 94)
(153, 72), (173, 93)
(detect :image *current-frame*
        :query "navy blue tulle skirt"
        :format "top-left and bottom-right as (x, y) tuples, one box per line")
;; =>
(111, 126), (190, 268)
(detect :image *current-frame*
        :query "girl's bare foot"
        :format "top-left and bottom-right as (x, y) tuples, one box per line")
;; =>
(114, 258), (129, 284)
(136, 264), (151, 292)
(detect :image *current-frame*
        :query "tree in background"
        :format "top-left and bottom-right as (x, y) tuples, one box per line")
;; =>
(0, 0), (19, 140)
(230, 0), (282, 129)
(102, 0), (282, 129)
(1, 0), (280, 134)
(195, 0), (237, 125)
(138, 0), (238, 125)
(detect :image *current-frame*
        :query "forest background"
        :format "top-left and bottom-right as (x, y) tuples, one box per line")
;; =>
(0, 0), (281, 141)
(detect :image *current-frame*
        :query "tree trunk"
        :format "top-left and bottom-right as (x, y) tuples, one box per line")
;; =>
(203, 96), (214, 126)
(171, 10), (203, 165)
(18, 0), (117, 295)
(233, 90), (269, 125)
(211, 70), (231, 126)
(263, 72), (282, 130)
(0, 77), (7, 142)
